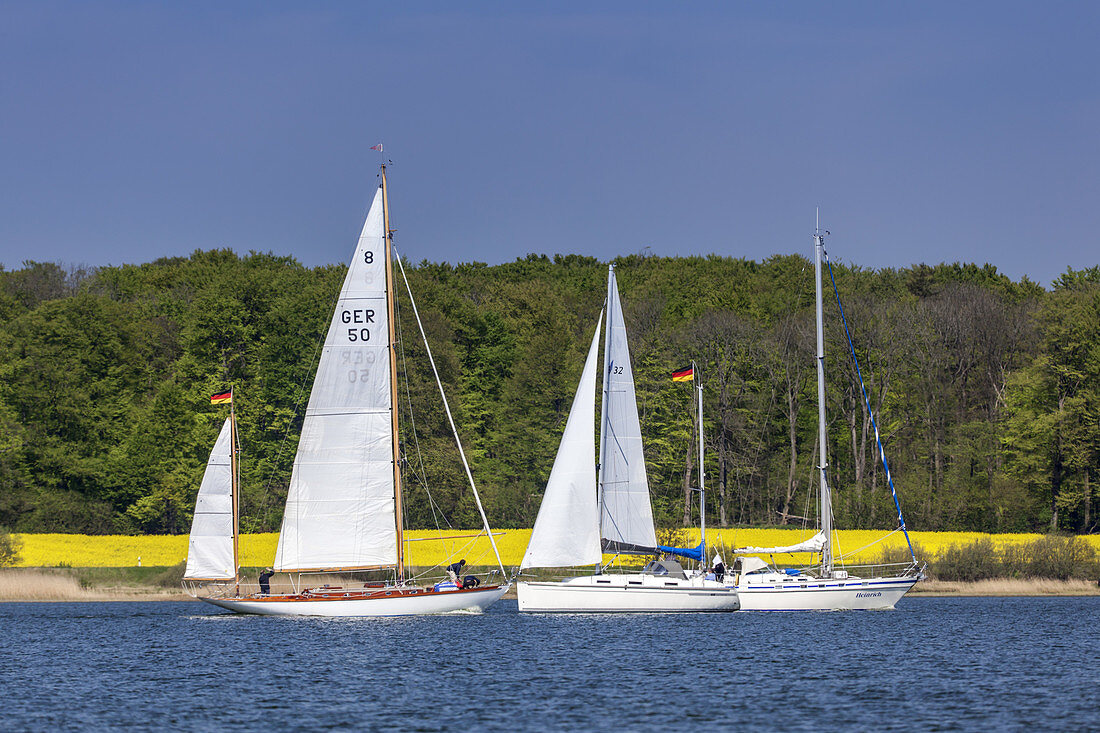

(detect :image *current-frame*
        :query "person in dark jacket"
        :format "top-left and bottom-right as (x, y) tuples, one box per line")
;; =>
(258, 567), (275, 595)
(446, 559), (466, 584)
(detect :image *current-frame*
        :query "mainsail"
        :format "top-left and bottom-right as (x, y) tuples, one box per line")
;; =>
(521, 313), (604, 569)
(274, 186), (397, 571)
(733, 531), (828, 555)
(184, 419), (235, 580)
(599, 266), (657, 554)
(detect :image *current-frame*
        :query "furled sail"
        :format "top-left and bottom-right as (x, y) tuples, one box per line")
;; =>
(274, 186), (397, 571)
(599, 266), (658, 554)
(521, 313), (604, 569)
(184, 419), (235, 580)
(732, 531), (828, 555)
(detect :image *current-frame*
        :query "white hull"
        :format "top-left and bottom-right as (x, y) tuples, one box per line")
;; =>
(518, 575), (739, 613)
(200, 585), (508, 617)
(732, 575), (918, 611)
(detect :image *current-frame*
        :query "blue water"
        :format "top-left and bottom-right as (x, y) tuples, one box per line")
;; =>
(1, 597), (1097, 731)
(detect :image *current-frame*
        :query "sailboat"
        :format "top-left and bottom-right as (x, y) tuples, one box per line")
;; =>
(185, 165), (508, 616)
(516, 266), (739, 613)
(726, 222), (924, 610)
(183, 400), (239, 590)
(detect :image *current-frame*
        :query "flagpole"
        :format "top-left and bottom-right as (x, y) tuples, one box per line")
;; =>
(696, 361), (705, 568)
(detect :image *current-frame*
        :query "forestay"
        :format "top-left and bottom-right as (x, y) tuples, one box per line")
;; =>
(521, 313), (604, 569)
(274, 186), (397, 571)
(184, 419), (235, 580)
(599, 267), (657, 553)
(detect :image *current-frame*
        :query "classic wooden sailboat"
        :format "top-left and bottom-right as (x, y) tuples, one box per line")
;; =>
(727, 220), (924, 610)
(185, 166), (508, 616)
(516, 266), (739, 612)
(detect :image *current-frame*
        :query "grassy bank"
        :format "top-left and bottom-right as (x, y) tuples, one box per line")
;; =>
(5, 529), (1099, 601)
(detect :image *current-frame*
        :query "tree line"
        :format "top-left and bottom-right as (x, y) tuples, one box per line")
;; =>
(1, 250), (1097, 535)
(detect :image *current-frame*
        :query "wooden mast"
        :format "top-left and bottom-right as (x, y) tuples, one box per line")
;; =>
(230, 387), (240, 596)
(381, 164), (405, 582)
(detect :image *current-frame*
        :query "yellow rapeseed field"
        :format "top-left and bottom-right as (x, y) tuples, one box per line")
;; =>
(14, 529), (1100, 569)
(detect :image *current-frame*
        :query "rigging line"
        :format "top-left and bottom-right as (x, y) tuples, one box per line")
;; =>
(393, 283), (453, 542)
(822, 248), (916, 564)
(258, 331), (325, 532)
(835, 527), (902, 561)
(394, 247), (506, 576)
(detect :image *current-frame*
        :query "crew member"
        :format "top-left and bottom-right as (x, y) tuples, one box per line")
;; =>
(258, 567), (275, 595)
(446, 559), (467, 585)
(712, 554), (726, 583)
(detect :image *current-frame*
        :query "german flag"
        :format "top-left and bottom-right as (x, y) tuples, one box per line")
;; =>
(671, 366), (694, 382)
(210, 390), (233, 404)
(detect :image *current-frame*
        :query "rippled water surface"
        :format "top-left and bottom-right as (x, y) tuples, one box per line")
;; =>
(2, 597), (1097, 731)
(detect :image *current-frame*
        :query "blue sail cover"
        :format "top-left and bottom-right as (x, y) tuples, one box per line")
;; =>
(657, 540), (705, 562)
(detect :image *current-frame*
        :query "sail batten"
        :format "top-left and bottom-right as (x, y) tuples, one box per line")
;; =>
(521, 313), (604, 569)
(184, 419), (235, 581)
(274, 186), (397, 572)
(598, 267), (658, 551)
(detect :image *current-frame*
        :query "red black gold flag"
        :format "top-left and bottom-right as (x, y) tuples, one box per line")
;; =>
(671, 366), (694, 382)
(210, 391), (233, 404)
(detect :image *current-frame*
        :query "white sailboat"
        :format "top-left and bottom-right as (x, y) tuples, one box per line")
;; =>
(183, 407), (239, 590)
(186, 165), (508, 616)
(727, 222), (924, 611)
(517, 266), (739, 613)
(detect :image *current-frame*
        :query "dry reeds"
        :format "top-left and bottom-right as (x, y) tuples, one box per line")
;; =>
(914, 578), (1099, 596)
(0, 570), (190, 601)
(0, 570), (105, 601)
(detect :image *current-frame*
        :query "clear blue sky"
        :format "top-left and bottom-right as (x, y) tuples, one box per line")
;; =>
(1, 1), (1097, 285)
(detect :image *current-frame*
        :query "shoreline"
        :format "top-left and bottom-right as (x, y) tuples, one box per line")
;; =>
(1, 570), (1097, 602)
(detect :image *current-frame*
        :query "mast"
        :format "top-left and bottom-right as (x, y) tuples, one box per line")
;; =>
(696, 362), (705, 567)
(381, 163), (405, 582)
(814, 211), (832, 576)
(596, 264), (614, 553)
(229, 388), (240, 595)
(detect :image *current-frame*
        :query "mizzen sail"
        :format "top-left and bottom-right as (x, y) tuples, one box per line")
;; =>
(184, 418), (235, 580)
(274, 186), (397, 571)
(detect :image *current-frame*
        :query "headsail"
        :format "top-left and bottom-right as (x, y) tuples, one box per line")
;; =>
(274, 186), (397, 571)
(521, 313), (604, 569)
(599, 266), (657, 554)
(184, 419), (235, 580)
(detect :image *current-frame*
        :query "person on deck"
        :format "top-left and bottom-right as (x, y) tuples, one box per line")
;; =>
(446, 559), (467, 585)
(712, 555), (726, 583)
(258, 568), (275, 595)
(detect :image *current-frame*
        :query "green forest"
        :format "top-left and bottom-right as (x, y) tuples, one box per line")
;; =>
(1, 250), (1098, 536)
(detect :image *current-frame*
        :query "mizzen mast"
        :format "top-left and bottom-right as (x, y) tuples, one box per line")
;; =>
(230, 388), (240, 595)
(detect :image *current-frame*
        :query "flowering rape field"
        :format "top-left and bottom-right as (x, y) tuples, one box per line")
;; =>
(14, 529), (1100, 569)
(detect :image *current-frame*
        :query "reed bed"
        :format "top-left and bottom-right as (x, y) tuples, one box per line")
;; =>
(0, 570), (102, 601)
(914, 578), (1099, 596)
